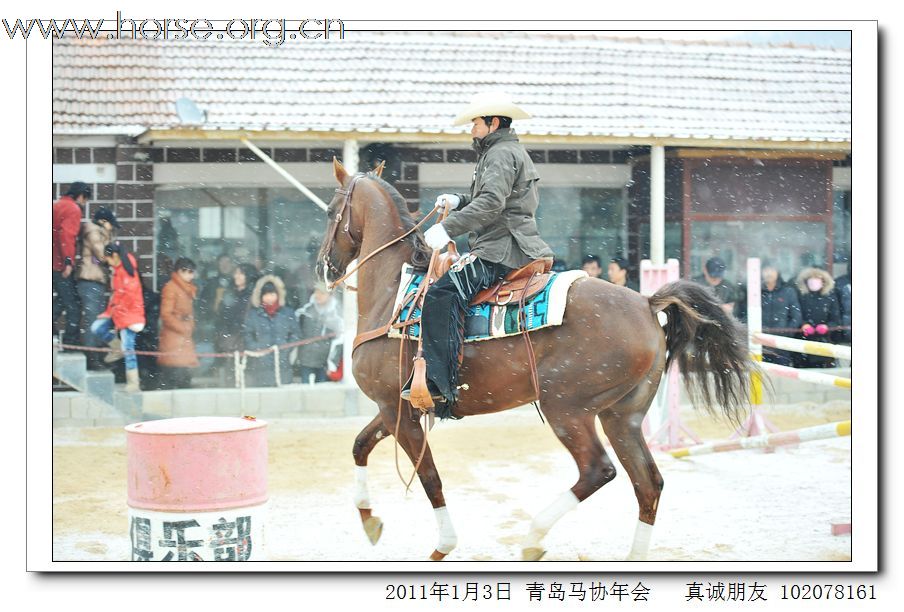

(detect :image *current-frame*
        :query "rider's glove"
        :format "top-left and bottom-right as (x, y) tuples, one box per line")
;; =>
(434, 194), (461, 211)
(424, 224), (453, 250)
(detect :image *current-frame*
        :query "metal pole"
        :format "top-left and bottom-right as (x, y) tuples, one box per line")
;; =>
(343, 139), (360, 174)
(650, 144), (665, 265)
(341, 138), (360, 389)
(240, 137), (329, 211)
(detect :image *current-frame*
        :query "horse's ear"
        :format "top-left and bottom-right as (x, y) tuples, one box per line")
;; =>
(373, 160), (386, 178)
(333, 157), (348, 185)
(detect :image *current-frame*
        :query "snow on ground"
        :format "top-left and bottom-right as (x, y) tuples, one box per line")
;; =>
(53, 405), (851, 563)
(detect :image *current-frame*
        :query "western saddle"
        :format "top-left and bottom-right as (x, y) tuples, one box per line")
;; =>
(430, 248), (554, 307)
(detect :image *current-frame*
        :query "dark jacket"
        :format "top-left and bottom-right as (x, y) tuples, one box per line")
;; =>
(295, 295), (344, 369)
(216, 284), (255, 352)
(834, 273), (852, 343)
(761, 277), (803, 333)
(243, 275), (299, 386)
(442, 128), (554, 269)
(795, 268), (841, 367)
(692, 275), (737, 306)
(837, 282), (852, 343)
(796, 268), (841, 329)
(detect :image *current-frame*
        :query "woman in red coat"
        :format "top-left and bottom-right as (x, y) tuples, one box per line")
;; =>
(157, 258), (199, 389)
(89, 243), (145, 392)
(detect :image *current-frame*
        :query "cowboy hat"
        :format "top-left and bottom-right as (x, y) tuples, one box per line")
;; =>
(452, 91), (531, 126)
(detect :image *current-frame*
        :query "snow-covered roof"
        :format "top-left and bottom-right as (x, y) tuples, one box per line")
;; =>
(52, 31), (851, 144)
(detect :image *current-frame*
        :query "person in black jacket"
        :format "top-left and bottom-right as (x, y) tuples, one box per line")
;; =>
(834, 256), (852, 345)
(760, 261), (803, 366)
(795, 267), (841, 368)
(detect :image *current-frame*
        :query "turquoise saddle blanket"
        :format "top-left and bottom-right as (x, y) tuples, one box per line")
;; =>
(388, 264), (588, 343)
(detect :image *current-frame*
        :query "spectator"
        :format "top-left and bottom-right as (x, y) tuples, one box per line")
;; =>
(693, 257), (736, 315)
(77, 207), (119, 367)
(216, 263), (260, 354)
(198, 253), (235, 342)
(157, 258), (199, 389)
(53, 181), (89, 344)
(795, 267), (841, 368)
(135, 285), (162, 391)
(760, 260), (803, 366)
(295, 283), (344, 384)
(551, 258), (568, 272)
(581, 254), (603, 278)
(243, 275), (299, 387)
(834, 256), (852, 344)
(607, 256), (638, 292)
(90, 243), (145, 392)
(156, 213), (180, 261)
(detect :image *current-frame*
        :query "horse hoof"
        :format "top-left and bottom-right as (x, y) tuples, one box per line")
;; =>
(429, 550), (448, 561)
(363, 516), (383, 545)
(522, 547), (546, 561)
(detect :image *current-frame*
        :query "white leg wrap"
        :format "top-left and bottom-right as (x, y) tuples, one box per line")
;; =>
(627, 520), (654, 560)
(523, 491), (579, 550)
(434, 507), (458, 554)
(353, 465), (371, 509)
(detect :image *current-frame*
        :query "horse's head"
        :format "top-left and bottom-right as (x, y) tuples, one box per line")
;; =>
(316, 157), (387, 287)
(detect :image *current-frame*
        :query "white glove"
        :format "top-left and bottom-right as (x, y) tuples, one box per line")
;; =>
(434, 194), (460, 211)
(424, 223), (453, 250)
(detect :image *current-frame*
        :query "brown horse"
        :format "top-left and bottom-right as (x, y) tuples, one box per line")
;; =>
(319, 159), (754, 561)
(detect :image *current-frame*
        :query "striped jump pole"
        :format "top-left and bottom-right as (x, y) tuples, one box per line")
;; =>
(760, 361), (852, 389)
(670, 420), (851, 458)
(752, 332), (852, 361)
(736, 257), (780, 439)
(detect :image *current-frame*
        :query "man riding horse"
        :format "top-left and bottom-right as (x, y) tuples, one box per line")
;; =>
(400, 91), (555, 410)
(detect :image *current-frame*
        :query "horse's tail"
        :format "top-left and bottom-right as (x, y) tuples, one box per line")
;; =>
(648, 280), (759, 425)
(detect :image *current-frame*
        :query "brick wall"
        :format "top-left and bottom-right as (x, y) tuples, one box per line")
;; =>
(55, 138), (632, 279)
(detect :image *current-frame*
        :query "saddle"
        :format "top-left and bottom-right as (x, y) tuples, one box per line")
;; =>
(429, 249), (552, 306)
(471, 258), (553, 306)
(403, 256), (552, 412)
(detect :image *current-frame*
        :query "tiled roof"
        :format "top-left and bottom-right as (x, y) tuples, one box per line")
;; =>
(52, 31), (851, 143)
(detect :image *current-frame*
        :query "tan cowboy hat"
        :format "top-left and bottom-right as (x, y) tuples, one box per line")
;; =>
(452, 91), (531, 126)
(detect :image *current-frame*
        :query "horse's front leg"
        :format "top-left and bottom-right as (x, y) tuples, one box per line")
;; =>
(352, 414), (391, 545)
(394, 409), (458, 561)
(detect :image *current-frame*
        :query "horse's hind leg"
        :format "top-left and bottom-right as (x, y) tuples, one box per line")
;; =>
(522, 412), (617, 561)
(352, 414), (391, 545)
(598, 383), (665, 561)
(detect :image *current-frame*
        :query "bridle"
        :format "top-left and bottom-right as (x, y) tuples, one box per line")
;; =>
(321, 173), (439, 292)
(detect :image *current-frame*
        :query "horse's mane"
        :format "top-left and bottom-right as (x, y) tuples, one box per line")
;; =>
(367, 174), (432, 272)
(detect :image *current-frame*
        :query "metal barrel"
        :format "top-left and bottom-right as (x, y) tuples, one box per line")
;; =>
(125, 416), (268, 562)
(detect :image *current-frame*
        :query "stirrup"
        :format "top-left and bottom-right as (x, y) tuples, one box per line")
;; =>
(401, 358), (444, 408)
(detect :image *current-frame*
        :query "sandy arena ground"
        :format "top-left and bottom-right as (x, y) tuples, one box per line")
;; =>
(53, 400), (852, 563)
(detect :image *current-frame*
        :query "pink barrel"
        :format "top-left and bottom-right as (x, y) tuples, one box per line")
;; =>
(125, 416), (268, 562)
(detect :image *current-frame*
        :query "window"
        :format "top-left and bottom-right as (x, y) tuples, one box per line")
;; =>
(420, 186), (630, 269)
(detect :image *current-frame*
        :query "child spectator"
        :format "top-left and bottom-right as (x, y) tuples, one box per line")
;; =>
(243, 275), (299, 387)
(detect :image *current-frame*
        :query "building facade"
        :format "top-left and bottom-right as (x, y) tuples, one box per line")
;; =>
(53, 31), (852, 304)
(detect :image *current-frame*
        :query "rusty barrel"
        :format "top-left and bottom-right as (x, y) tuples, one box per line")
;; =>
(125, 416), (268, 562)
